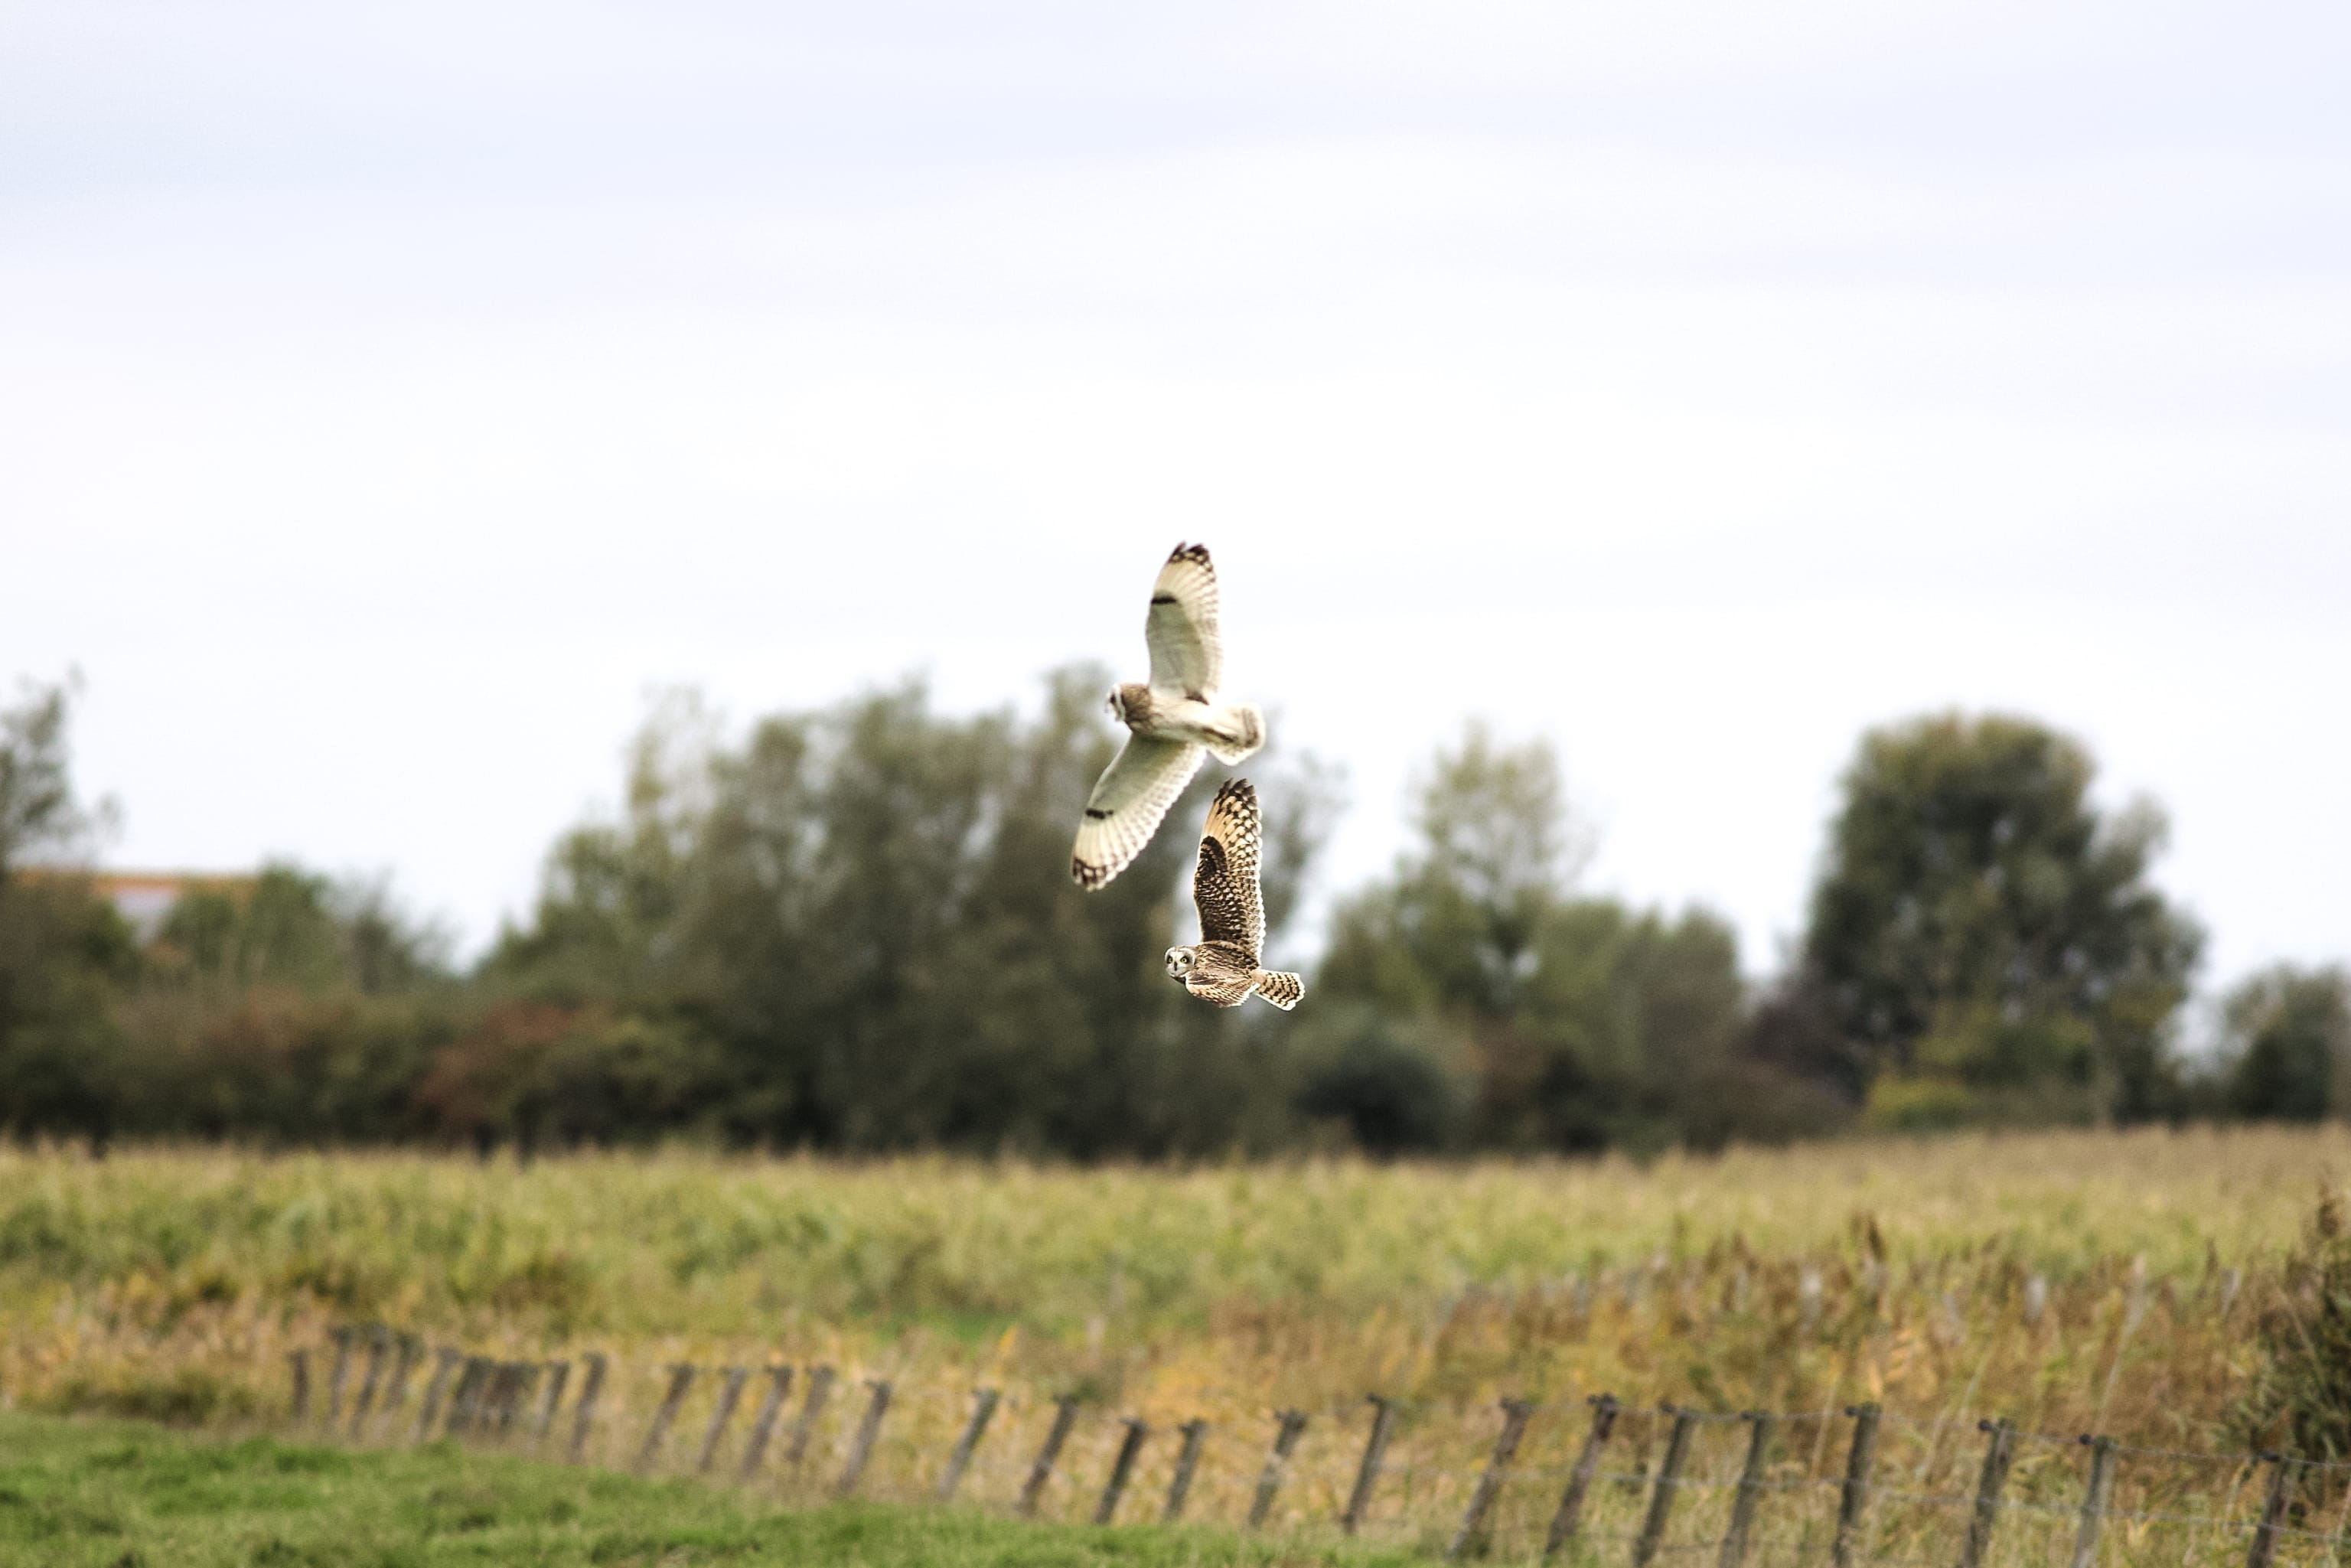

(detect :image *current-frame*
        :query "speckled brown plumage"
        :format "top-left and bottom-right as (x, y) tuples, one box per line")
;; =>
(1163, 777), (1305, 1011)
(1192, 779), (1264, 960)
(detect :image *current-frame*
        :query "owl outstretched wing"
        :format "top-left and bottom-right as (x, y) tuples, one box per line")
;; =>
(1072, 735), (1205, 890)
(1190, 776), (1264, 963)
(1144, 543), (1222, 700)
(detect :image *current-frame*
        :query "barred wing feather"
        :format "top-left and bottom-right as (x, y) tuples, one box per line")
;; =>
(1071, 735), (1205, 890)
(1144, 543), (1222, 699)
(1191, 777), (1264, 960)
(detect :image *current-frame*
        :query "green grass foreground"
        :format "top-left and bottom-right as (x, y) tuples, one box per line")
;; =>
(0, 1412), (1415, 1568)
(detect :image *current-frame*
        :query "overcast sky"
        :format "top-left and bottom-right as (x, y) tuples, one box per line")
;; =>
(5, 0), (2347, 994)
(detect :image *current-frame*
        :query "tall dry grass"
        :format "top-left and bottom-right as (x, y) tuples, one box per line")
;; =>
(2, 1126), (2343, 1560)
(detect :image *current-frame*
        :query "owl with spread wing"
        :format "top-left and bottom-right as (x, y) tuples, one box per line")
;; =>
(1164, 778), (1303, 1010)
(1070, 543), (1267, 890)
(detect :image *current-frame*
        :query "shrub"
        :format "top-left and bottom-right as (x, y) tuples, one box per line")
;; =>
(43, 1366), (255, 1426)
(2237, 1188), (2351, 1459)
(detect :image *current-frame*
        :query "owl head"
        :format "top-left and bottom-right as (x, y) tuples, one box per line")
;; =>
(1164, 946), (1195, 980)
(1107, 683), (1152, 725)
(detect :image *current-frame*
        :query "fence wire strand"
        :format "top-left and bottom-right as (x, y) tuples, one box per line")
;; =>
(266, 1328), (2351, 1566)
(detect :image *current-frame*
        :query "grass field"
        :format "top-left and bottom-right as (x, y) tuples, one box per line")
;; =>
(2, 1127), (2344, 1562)
(0, 1410), (1417, 1566)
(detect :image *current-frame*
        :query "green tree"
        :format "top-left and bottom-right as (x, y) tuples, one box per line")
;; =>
(1290, 1006), (1469, 1156)
(2222, 964), (2351, 1121)
(1312, 725), (1798, 1152)
(150, 864), (449, 996)
(486, 668), (1337, 1156)
(0, 677), (137, 1143)
(1, 676), (106, 874)
(1802, 712), (2202, 1123)
(482, 689), (713, 1004)
(1319, 722), (1583, 1019)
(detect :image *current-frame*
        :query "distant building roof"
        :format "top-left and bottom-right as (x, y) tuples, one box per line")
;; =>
(13, 868), (258, 940)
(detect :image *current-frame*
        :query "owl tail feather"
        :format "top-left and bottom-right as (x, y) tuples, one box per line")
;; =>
(1251, 970), (1304, 1010)
(1204, 704), (1265, 766)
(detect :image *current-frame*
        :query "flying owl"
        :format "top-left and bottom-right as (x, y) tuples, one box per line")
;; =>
(1070, 543), (1267, 890)
(1165, 777), (1303, 1010)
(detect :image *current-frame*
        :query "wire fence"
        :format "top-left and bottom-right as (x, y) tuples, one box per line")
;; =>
(276, 1325), (2347, 1566)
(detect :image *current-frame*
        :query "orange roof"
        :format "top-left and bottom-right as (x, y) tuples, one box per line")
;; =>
(86, 871), (256, 898)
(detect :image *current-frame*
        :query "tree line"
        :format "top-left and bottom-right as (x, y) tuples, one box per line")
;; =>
(2, 669), (2343, 1155)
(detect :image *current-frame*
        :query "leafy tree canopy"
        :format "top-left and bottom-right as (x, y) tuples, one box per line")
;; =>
(0, 678), (135, 1141)
(1310, 724), (1828, 1153)
(2222, 964), (2351, 1122)
(484, 667), (1339, 1156)
(1804, 711), (2202, 1123)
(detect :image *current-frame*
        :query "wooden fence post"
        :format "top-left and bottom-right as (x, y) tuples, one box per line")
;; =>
(634, 1364), (697, 1475)
(499, 1361), (530, 1433)
(347, 1326), (390, 1436)
(1544, 1394), (1621, 1558)
(477, 1362), (511, 1436)
(1717, 1412), (1777, 1568)
(567, 1352), (608, 1464)
(2069, 1436), (2118, 1568)
(469, 1356), (504, 1435)
(1163, 1420), (1209, 1524)
(1831, 1403), (1883, 1568)
(287, 1349), (311, 1423)
(936, 1387), (1000, 1503)
(696, 1367), (750, 1475)
(1020, 1395), (1082, 1517)
(737, 1366), (795, 1482)
(483, 1362), (519, 1436)
(441, 1355), (476, 1436)
(834, 1380), (892, 1499)
(1342, 1395), (1400, 1537)
(1094, 1419), (1149, 1524)
(532, 1360), (570, 1448)
(2247, 1452), (2298, 1568)
(447, 1355), (492, 1437)
(1449, 1398), (1535, 1560)
(783, 1365), (836, 1469)
(377, 1335), (422, 1429)
(1958, 1420), (2018, 1568)
(324, 1326), (354, 1427)
(472, 1354), (505, 1439)
(503, 1362), (540, 1436)
(1631, 1407), (1700, 1568)
(489, 1359), (524, 1434)
(470, 1360), (502, 1435)
(1250, 1410), (1311, 1531)
(413, 1348), (461, 1442)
